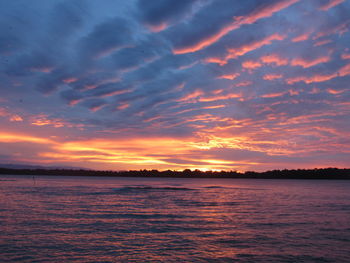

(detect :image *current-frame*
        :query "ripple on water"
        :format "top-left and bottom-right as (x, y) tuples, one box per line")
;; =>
(1, 176), (350, 262)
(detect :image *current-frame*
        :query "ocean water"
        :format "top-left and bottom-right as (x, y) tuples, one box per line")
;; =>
(0, 175), (350, 263)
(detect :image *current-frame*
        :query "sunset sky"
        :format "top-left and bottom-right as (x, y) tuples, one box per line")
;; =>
(0, 0), (349, 171)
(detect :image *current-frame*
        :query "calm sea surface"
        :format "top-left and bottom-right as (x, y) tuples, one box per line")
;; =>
(0, 175), (350, 263)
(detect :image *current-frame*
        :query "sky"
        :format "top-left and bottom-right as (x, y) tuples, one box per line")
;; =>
(0, 0), (349, 172)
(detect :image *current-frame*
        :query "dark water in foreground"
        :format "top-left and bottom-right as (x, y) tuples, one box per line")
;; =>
(0, 175), (350, 262)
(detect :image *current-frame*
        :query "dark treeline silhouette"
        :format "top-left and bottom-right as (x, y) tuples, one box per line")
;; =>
(0, 167), (349, 179)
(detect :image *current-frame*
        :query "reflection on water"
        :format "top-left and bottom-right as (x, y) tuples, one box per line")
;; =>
(1, 175), (350, 262)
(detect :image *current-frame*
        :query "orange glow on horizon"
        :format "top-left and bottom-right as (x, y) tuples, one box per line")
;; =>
(0, 130), (283, 171)
(0, 125), (348, 171)
(0, 132), (54, 144)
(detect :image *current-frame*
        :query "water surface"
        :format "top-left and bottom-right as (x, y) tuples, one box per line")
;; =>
(1, 175), (350, 262)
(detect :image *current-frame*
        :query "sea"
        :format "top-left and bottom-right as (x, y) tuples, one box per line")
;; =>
(0, 175), (350, 262)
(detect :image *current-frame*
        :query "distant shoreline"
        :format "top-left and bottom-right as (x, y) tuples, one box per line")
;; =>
(0, 167), (349, 180)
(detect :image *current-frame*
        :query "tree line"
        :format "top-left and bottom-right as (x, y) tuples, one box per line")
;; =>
(0, 167), (349, 179)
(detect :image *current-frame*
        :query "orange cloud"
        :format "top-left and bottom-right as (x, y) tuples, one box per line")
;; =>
(147, 22), (167, 33)
(314, 21), (349, 39)
(202, 105), (226, 109)
(338, 62), (350, 76)
(327, 88), (346, 94)
(203, 57), (228, 66)
(30, 67), (54, 73)
(235, 81), (252, 87)
(0, 132), (54, 144)
(90, 105), (105, 112)
(68, 99), (82, 106)
(291, 55), (331, 68)
(63, 78), (78, 84)
(263, 74), (283, 80)
(286, 74), (336, 84)
(227, 34), (285, 60)
(287, 62), (350, 84)
(242, 60), (262, 69)
(177, 90), (204, 102)
(199, 93), (241, 102)
(261, 92), (285, 98)
(313, 39), (332, 47)
(292, 32), (311, 42)
(217, 73), (240, 80)
(260, 54), (288, 66)
(319, 0), (345, 11)
(0, 108), (23, 122)
(204, 35), (285, 66)
(9, 115), (23, 122)
(116, 103), (129, 110)
(289, 89), (299, 96)
(31, 116), (65, 128)
(98, 89), (130, 98)
(341, 53), (350, 60)
(30, 115), (84, 128)
(173, 0), (298, 54)
(0, 108), (7, 117)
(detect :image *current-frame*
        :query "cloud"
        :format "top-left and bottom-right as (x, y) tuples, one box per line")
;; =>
(260, 54), (288, 66)
(286, 62), (350, 84)
(137, 0), (202, 32)
(172, 0), (298, 54)
(242, 60), (262, 69)
(79, 17), (134, 59)
(290, 55), (331, 68)
(0, 0), (349, 171)
(204, 33), (286, 66)
(263, 74), (283, 80)
(319, 0), (345, 11)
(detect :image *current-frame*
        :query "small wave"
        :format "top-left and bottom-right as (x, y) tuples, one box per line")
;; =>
(114, 186), (196, 191)
(0, 179), (16, 181)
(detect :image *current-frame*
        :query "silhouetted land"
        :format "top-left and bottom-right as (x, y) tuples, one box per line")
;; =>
(0, 167), (349, 179)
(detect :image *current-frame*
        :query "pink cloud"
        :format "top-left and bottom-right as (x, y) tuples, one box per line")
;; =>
(242, 60), (262, 69)
(260, 53), (288, 66)
(286, 62), (350, 84)
(291, 55), (331, 68)
(292, 32), (311, 42)
(9, 115), (23, 122)
(341, 53), (350, 60)
(263, 74), (283, 80)
(261, 92), (285, 98)
(227, 34), (285, 60)
(319, 0), (345, 11)
(217, 73), (240, 80)
(147, 22), (168, 33)
(173, 0), (298, 54)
